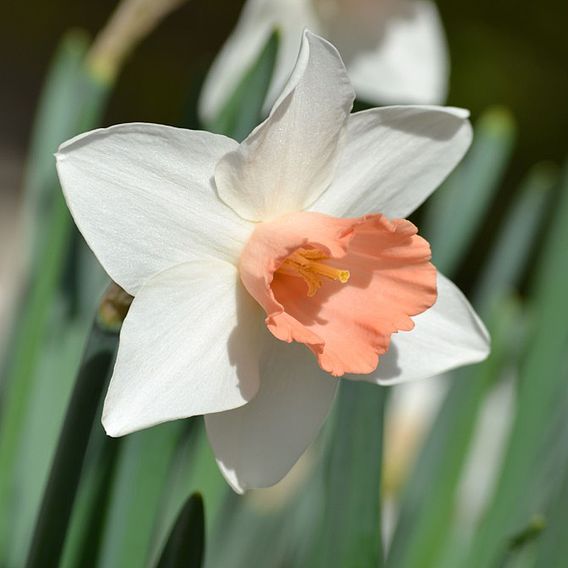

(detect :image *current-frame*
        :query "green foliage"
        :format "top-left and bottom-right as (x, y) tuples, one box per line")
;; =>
(95, 423), (185, 568)
(3, 11), (568, 568)
(156, 494), (205, 568)
(25, 320), (119, 568)
(21, 30), (91, 261)
(473, 162), (556, 311)
(0, 191), (73, 555)
(386, 298), (521, 568)
(315, 381), (385, 568)
(0, 31), (111, 563)
(534, 471), (568, 566)
(386, 113), (559, 568)
(206, 30), (279, 141)
(423, 107), (516, 274)
(465, 163), (568, 567)
(60, 430), (121, 568)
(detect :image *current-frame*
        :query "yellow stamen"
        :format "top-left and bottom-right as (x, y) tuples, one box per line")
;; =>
(278, 248), (350, 297)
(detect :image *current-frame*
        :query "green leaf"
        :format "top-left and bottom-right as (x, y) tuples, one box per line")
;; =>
(24, 319), (119, 568)
(150, 421), (227, 567)
(21, 30), (90, 261)
(423, 107), (516, 275)
(206, 30), (279, 141)
(465, 162), (568, 567)
(204, 492), (291, 568)
(7, 322), (90, 567)
(95, 423), (185, 568)
(386, 298), (521, 568)
(0, 194), (73, 552)
(385, 159), (554, 568)
(60, 433), (121, 568)
(473, 162), (556, 311)
(156, 494), (205, 568)
(315, 381), (386, 568)
(534, 468), (568, 567)
(508, 515), (546, 551)
(0, 32), (111, 555)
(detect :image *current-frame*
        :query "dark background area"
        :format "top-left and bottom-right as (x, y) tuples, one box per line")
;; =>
(1, 0), (567, 216)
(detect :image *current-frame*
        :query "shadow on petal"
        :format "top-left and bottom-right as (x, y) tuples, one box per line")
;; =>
(227, 279), (266, 400)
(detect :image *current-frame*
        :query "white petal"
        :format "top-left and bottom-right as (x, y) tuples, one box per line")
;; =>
(56, 123), (253, 295)
(198, 0), (318, 124)
(362, 273), (490, 385)
(199, 0), (448, 118)
(215, 30), (355, 222)
(102, 260), (263, 437)
(347, 0), (449, 105)
(205, 335), (338, 492)
(311, 105), (472, 219)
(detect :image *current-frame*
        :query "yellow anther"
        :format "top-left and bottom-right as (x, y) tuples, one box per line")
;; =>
(278, 248), (350, 297)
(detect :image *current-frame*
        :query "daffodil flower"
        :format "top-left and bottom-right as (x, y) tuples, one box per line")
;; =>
(56, 31), (488, 492)
(200, 0), (448, 125)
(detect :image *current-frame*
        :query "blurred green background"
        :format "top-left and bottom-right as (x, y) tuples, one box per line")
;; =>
(2, 0), (567, 188)
(1, 2), (568, 567)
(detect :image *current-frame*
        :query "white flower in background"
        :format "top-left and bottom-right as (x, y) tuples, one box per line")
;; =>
(199, 0), (448, 124)
(56, 31), (487, 492)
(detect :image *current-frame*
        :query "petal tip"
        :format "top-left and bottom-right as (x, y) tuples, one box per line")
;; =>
(302, 28), (324, 45)
(445, 106), (471, 119)
(101, 415), (124, 438)
(476, 327), (492, 361)
(217, 461), (247, 494)
(101, 403), (132, 438)
(230, 482), (246, 495)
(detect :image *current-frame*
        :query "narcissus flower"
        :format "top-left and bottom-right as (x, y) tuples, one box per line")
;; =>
(200, 0), (448, 124)
(56, 31), (488, 492)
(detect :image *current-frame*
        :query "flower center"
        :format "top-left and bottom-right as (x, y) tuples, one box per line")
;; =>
(276, 247), (350, 297)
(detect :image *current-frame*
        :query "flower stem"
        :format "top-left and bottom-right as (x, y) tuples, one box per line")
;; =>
(86, 0), (189, 83)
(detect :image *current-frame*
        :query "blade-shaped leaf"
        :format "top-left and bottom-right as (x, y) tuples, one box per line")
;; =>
(24, 319), (119, 568)
(534, 463), (568, 567)
(423, 107), (515, 274)
(150, 421), (227, 567)
(60, 432), (121, 568)
(0, 33), (111, 555)
(386, 160), (554, 568)
(315, 381), (386, 568)
(21, 30), (90, 262)
(95, 423), (184, 568)
(473, 162), (556, 311)
(206, 30), (279, 142)
(465, 163), (568, 567)
(8, 322), (90, 567)
(156, 493), (205, 568)
(385, 298), (520, 568)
